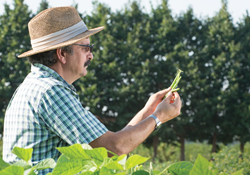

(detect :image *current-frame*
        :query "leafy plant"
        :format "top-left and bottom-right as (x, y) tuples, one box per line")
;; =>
(0, 147), (56, 174)
(0, 144), (245, 175)
(211, 146), (250, 175)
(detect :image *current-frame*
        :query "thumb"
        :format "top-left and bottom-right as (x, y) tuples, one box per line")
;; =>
(158, 87), (172, 98)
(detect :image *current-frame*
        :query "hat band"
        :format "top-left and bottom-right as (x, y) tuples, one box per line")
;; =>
(31, 21), (88, 51)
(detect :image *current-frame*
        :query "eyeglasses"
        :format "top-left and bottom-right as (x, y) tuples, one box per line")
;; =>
(72, 44), (94, 53)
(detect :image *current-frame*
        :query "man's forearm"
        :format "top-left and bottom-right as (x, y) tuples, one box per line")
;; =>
(112, 116), (156, 155)
(126, 108), (154, 127)
(90, 116), (156, 155)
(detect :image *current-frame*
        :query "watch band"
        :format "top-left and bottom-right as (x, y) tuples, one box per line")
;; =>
(148, 115), (162, 130)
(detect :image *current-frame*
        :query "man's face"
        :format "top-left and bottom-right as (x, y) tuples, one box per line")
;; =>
(66, 38), (93, 79)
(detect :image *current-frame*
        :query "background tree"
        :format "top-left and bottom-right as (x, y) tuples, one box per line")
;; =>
(224, 12), (250, 153)
(37, 0), (49, 13)
(0, 0), (32, 133)
(165, 7), (207, 160)
(192, 0), (236, 152)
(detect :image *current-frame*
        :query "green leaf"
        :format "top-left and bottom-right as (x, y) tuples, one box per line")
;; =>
(100, 157), (112, 167)
(165, 161), (193, 175)
(52, 159), (96, 175)
(24, 168), (36, 175)
(153, 170), (161, 175)
(57, 155), (70, 163)
(132, 170), (150, 175)
(111, 154), (126, 162)
(81, 144), (93, 150)
(33, 158), (56, 170)
(189, 154), (218, 175)
(117, 155), (127, 166)
(12, 160), (31, 170)
(85, 147), (108, 162)
(12, 147), (33, 162)
(0, 165), (24, 175)
(99, 166), (125, 175)
(104, 161), (124, 170)
(0, 157), (10, 170)
(231, 169), (244, 175)
(125, 155), (149, 169)
(79, 171), (95, 175)
(56, 143), (90, 159)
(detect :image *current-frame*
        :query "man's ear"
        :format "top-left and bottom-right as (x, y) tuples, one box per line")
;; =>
(56, 48), (67, 64)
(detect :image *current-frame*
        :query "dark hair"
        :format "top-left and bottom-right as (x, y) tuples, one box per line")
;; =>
(28, 45), (74, 66)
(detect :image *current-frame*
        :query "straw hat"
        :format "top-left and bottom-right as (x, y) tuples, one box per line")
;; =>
(18, 6), (104, 58)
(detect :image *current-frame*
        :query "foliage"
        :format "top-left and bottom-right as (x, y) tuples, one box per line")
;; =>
(0, 143), (245, 175)
(211, 146), (250, 175)
(133, 142), (250, 174)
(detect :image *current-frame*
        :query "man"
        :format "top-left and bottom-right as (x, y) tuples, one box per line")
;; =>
(3, 6), (182, 174)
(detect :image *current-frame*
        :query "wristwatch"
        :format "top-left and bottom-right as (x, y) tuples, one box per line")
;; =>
(148, 115), (162, 130)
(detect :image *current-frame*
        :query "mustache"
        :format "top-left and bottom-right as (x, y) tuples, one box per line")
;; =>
(84, 60), (91, 67)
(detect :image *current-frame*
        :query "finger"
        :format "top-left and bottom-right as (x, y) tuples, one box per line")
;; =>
(163, 91), (173, 101)
(172, 91), (180, 99)
(157, 87), (172, 97)
(171, 92), (182, 107)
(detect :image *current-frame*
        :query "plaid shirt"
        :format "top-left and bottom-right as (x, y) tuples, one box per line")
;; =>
(3, 64), (108, 175)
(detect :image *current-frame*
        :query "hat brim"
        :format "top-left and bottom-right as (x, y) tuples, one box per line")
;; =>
(18, 26), (105, 58)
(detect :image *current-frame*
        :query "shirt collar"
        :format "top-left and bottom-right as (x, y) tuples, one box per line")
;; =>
(31, 63), (76, 91)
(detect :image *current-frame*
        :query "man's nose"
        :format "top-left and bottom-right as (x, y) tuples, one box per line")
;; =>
(88, 52), (93, 60)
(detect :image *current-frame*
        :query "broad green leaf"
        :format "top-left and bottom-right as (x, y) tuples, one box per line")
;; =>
(79, 170), (95, 175)
(12, 147), (33, 162)
(85, 147), (108, 162)
(125, 155), (149, 169)
(13, 160), (31, 170)
(117, 155), (127, 166)
(81, 144), (93, 150)
(24, 168), (36, 175)
(231, 169), (244, 175)
(52, 159), (96, 175)
(189, 154), (218, 175)
(111, 153), (126, 162)
(57, 154), (70, 164)
(0, 157), (10, 170)
(165, 161), (193, 175)
(56, 143), (90, 159)
(0, 165), (24, 175)
(100, 157), (113, 168)
(104, 161), (124, 170)
(153, 170), (161, 175)
(33, 158), (56, 170)
(99, 166), (125, 175)
(99, 166), (114, 175)
(132, 170), (150, 175)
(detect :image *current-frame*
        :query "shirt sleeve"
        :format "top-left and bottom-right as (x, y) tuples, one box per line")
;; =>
(38, 85), (108, 145)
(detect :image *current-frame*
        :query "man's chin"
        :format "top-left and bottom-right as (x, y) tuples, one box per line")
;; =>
(80, 70), (87, 77)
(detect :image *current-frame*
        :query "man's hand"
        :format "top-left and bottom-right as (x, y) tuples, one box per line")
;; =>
(142, 87), (172, 116)
(153, 91), (182, 123)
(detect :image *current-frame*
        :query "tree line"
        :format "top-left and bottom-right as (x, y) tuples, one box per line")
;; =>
(0, 0), (250, 161)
